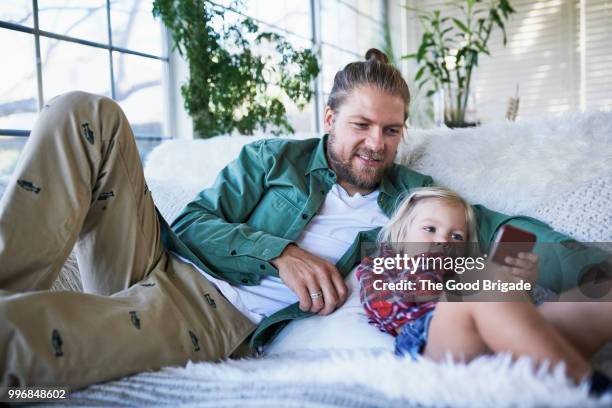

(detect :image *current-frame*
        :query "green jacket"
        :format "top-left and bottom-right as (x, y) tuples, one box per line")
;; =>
(161, 135), (607, 348)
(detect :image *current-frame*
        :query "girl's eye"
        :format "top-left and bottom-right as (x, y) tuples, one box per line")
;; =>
(423, 226), (435, 233)
(451, 233), (464, 241)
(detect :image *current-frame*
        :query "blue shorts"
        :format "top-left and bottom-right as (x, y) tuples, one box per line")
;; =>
(394, 310), (434, 360)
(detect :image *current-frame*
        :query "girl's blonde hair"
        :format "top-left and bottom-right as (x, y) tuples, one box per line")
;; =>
(378, 186), (478, 244)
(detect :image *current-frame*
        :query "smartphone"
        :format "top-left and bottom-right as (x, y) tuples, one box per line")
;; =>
(489, 225), (537, 265)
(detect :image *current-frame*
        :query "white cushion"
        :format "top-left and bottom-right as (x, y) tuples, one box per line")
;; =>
(396, 111), (612, 223)
(146, 179), (202, 224)
(265, 267), (394, 354)
(532, 176), (612, 243)
(144, 133), (316, 192)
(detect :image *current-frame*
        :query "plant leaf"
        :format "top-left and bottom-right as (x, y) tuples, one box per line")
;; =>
(415, 65), (426, 81)
(452, 18), (470, 34)
(418, 77), (431, 90)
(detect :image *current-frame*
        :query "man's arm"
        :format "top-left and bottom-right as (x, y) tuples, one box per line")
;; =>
(171, 140), (293, 283)
(171, 139), (349, 313)
(471, 204), (610, 293)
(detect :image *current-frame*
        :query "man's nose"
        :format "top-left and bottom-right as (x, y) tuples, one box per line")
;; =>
(364, 128), (384, 152)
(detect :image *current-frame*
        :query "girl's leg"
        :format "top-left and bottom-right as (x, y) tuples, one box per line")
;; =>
(539, 298), (612, 359)
(424, 302), (591, 383)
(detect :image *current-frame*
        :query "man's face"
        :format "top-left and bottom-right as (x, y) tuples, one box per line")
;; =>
(324, 85), (405, 194)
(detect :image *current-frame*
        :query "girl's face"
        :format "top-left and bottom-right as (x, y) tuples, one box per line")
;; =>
(403, 198), (468, 245)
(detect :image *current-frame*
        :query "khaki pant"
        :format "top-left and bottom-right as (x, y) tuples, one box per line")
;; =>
(0, 92), (256, 394)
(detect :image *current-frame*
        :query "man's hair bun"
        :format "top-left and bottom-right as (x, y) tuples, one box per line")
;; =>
(365, 48), (389, 64)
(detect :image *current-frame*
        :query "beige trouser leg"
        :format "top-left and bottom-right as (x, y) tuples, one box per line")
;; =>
(0, 91), (255, 393)
(0, 91), (162, 294)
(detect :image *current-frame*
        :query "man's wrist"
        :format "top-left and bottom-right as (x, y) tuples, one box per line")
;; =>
(271, 243), (297, 268)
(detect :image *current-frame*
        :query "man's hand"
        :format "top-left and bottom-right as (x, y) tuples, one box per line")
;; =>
(271, 244), (348, 315)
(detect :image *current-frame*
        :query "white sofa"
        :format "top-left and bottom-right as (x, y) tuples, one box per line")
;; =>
(144, 112), (611, 245)
(3, 111), (612, 406)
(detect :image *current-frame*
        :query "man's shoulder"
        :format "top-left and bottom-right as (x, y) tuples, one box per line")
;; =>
(243, 137), (321, 173)
(252, 136), (320, 155)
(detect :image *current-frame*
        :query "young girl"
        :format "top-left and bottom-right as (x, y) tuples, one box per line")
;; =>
(356, 187), (611, 396)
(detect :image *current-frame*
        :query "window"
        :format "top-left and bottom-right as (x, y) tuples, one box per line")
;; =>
(318, 0), (386, 126)
(1, 0), (389, 184)
(0, 0), (170, 183)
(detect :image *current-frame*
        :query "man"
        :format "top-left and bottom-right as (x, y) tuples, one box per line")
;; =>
(0, 48), (604, 392)
(166, 48), (439, 348)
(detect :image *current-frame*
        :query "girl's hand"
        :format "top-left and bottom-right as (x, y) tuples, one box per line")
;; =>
(503, 252), (539, 286)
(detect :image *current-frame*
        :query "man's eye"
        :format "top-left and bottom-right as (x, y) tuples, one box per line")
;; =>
(352, 122), (368, 129)
(451, 233), (465, 241)
(423, 226), (435, 232)
(386, 128), (401, 135)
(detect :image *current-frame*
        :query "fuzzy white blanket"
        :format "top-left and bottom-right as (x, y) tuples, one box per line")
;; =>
(54, 350), (612, 407)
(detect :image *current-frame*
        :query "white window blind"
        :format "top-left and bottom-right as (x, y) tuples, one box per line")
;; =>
(582, 0), (612, 110)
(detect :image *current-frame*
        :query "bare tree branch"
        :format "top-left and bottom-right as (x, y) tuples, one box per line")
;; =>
(115, 79), (161, 101)
(4, 5), (104, 99)
(115, 0), (143, 87)
(1, 2), (161, 122)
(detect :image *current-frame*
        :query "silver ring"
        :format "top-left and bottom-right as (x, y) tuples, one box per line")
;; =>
(310, 291), (323, 300)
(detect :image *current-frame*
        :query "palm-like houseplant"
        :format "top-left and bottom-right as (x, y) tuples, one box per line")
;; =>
(403, 0), (515, 127)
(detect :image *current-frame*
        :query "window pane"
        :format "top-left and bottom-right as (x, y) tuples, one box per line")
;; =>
(348, 0), (384, 24)
(113, 52), (165, 136)
(320, 0), (344, 46)
(285, 100), (315, 134)
(0, 136), (27, 186)
(355, 15), (384, 55)
(111, 0), (164, 57)
(321, 1), (384, 55)
(321, 45), (359, 94)
(135, 138), (162, 162)
(40, 38), (111, 102)
(38, 0), (108, 44)
(0, 29), (38, 130)
(243, 0), (311, 40)
(0, 0), (33, 26)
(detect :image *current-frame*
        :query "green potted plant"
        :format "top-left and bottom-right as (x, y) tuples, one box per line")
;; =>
(403, 0), (515, 127)
(152, 0), (320, 138)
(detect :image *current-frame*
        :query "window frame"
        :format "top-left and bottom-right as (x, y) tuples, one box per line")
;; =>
(0, 0), (171, 141)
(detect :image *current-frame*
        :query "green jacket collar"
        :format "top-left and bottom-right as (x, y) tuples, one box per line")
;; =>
(379, 172), (399, 199)
(305, 134), (331, 175)
(306, 133), (400, 200)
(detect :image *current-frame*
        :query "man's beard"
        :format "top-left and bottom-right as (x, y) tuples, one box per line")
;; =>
(327, 130), (391, 191)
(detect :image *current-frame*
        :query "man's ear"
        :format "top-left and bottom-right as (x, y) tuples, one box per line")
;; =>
(323, 106), (335, 133)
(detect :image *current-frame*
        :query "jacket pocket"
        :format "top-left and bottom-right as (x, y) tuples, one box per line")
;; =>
(247, 190), (301, 236)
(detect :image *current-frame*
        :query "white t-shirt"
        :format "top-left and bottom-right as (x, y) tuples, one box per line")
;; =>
(176, 184), (389, 324)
